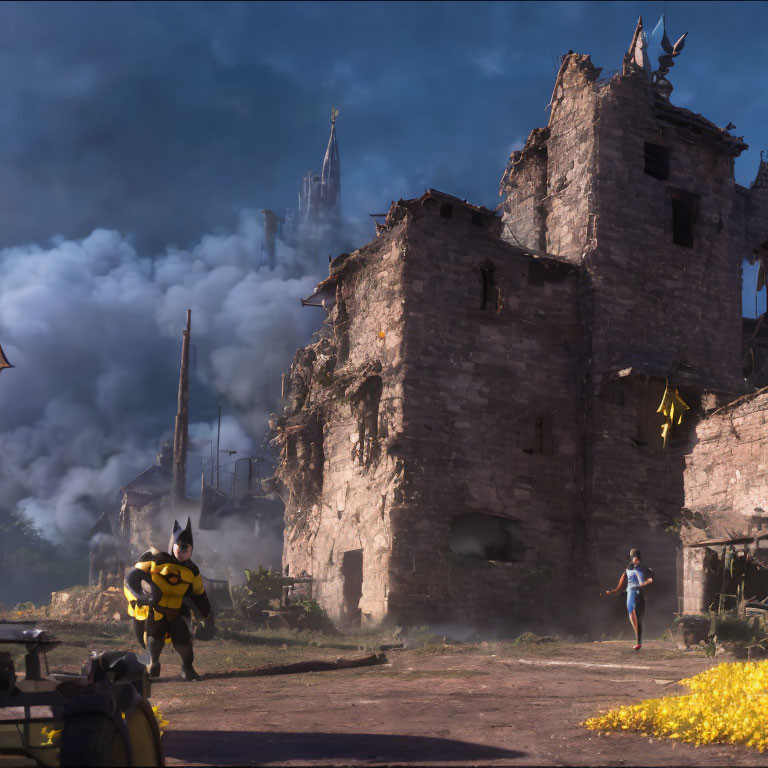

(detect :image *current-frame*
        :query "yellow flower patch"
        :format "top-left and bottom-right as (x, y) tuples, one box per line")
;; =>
(584, 660), (768, 751)
(152, 705), (170, 736)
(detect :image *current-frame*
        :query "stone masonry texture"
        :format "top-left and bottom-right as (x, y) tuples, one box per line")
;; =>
(274, 47), (768, 633)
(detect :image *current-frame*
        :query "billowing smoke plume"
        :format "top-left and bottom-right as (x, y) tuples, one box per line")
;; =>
(0, 210), (324, 545)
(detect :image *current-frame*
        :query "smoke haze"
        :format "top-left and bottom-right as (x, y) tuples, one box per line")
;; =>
(0, 212), (323, 547)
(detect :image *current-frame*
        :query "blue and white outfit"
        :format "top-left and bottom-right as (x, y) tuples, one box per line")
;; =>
(625, 564), (649, 617)
(625, 563), (653, 646)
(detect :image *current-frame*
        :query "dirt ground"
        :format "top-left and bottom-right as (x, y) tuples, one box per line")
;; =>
(151, 640), (766, 767)
(5, 619), (768, 766)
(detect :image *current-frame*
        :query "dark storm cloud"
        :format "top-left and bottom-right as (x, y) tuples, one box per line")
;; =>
(0, 3), (322, 251)
(0, 2), (765, 253)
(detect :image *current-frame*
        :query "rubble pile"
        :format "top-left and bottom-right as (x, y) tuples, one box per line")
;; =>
(48, 585), (126, 622)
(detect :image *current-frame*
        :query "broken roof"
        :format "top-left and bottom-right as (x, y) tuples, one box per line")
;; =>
(686, 531), (768, 548)
(301, 189), (577, 308)
(654, 98), (748, 156)
(89, 511), (114, 537)
(601, 353), (748, 396)
(382, 188), (499, 230)
(121, 463), (172, 497)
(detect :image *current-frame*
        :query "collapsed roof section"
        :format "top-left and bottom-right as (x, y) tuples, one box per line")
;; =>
(301, 188), (575, 309)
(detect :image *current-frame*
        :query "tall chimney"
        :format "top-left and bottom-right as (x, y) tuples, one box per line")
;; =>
(172, 309), (191, 503)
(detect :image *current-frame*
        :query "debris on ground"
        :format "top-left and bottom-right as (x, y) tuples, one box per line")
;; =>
(228, 567), (334, 632)
(153, 652), (388, 683)
(48, 585), (127, 622)
(512, 632), (559, 646)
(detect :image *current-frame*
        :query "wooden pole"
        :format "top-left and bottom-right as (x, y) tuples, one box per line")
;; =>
(216, 403), (222, 490)
(172, 310), (191, 504)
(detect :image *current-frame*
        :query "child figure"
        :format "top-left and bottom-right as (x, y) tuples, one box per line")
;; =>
(601, 548), (654, 651)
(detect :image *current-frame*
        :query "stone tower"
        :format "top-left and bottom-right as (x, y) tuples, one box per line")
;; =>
(499, 21), (754, 618)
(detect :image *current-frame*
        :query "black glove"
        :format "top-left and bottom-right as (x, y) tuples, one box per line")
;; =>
(125, 568), (162, 606)
(194, 617), (216, 641)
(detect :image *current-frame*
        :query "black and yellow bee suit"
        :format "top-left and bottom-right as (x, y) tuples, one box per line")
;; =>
(124, 518), (213, 681)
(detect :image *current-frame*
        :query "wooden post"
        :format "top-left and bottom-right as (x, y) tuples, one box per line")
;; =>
(216, 403), (222, 490)
(172, 310), (191, 504)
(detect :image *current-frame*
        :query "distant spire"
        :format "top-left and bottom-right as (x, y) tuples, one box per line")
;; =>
(320, 108), (340, 215)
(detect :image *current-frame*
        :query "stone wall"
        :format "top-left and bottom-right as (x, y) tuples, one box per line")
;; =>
(683, 393), (768, 541)
(277, 195), (581, 630)
(387, 197), (581, 628)
(499, 128), (548, 252)
(585, 378), (697, 624)
(543, 54), (603, 262)
(681, 392), (768, 611)
(589, 68), (745, 387)
(119, 493), (170, 560)
(279, 226), (408, 625)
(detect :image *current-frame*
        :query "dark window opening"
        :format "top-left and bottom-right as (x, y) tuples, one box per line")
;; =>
(671, 190), (699, 248)
(527, 259), (571, 285)
(355, 376), (383, 467)
(522, 412), (554, 456)
(480, 262), (496, 310)
(440, 203), (453, 219)
(449, 514), (526, 563)
(471, 212), (484, 227)
(600, 379), (629, 407)
(644, 142), (670, 180)
(422, 197), (438, 214)
(341, 550), (363, 627)
(535, 413), (554, 456)
(528, 260), (545, 286)
(634, 377), (667, 447)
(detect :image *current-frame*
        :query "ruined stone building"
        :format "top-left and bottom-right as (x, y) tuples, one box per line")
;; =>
(273, 19), (768, 631)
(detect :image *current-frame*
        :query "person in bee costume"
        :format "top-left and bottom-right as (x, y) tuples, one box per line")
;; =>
(124, 518), (215, 681)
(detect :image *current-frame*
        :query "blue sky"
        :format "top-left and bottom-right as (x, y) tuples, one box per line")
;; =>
(0, 1), (766, 295)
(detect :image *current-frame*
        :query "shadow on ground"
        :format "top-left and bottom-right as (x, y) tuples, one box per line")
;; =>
(163, 730), (525, 765)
